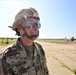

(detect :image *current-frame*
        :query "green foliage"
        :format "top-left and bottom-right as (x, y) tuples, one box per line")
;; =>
(70, 37), (74, 41)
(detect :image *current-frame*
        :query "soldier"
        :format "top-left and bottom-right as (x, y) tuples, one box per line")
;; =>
(1, 7), (49, 75)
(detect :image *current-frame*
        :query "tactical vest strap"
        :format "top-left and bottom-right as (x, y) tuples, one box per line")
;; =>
(34, 42), (45, 75)
(34, 42), (45, 56)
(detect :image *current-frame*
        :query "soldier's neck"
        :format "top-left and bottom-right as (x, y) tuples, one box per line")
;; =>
(20, 37), (34, 46)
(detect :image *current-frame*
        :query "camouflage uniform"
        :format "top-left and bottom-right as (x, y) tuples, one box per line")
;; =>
(1, 38), (49, 75)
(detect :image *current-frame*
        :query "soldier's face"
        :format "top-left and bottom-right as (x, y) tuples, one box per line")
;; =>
(24, 18), (40, 39)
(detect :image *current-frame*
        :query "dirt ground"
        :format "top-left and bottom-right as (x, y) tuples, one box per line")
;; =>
(36, 41), (76, 75)
(0, 41), (76, 75)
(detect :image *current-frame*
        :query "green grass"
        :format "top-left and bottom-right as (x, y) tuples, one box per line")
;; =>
(72, 69), (76, 75)
(0, 38), (16, 46)
(37, 39), (76, 44)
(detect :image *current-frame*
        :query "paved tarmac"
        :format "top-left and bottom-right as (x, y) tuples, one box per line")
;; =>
(36, 41), (76, 75)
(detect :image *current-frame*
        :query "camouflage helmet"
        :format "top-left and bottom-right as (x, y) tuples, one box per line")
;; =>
(9, 7), (40, 30)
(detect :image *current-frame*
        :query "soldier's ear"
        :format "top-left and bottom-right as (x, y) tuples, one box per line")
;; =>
(17, 25), (23, 32)
(17, 25), (25, 35)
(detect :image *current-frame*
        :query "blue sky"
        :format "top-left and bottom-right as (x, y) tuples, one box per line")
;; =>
(0, 0), (76, 39)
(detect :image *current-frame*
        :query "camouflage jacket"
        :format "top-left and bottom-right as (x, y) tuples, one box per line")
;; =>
(0, 38), (49, 75)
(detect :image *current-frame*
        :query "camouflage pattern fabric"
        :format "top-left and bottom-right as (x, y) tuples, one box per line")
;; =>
(0, 38), (49, 75)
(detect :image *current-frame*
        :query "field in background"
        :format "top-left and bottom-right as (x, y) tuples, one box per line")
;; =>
(0, 37), (76, 46)
(37, 39), (76, 44)
(0, 38), (16, 46)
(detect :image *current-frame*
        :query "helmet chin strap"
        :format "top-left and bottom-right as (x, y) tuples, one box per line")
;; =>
(20, 28), (39, 39)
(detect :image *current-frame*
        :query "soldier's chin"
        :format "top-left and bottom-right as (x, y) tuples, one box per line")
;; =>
(30, 33), (39, 39)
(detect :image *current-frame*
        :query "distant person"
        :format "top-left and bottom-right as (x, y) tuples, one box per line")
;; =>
(1, 7), (49, 75)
